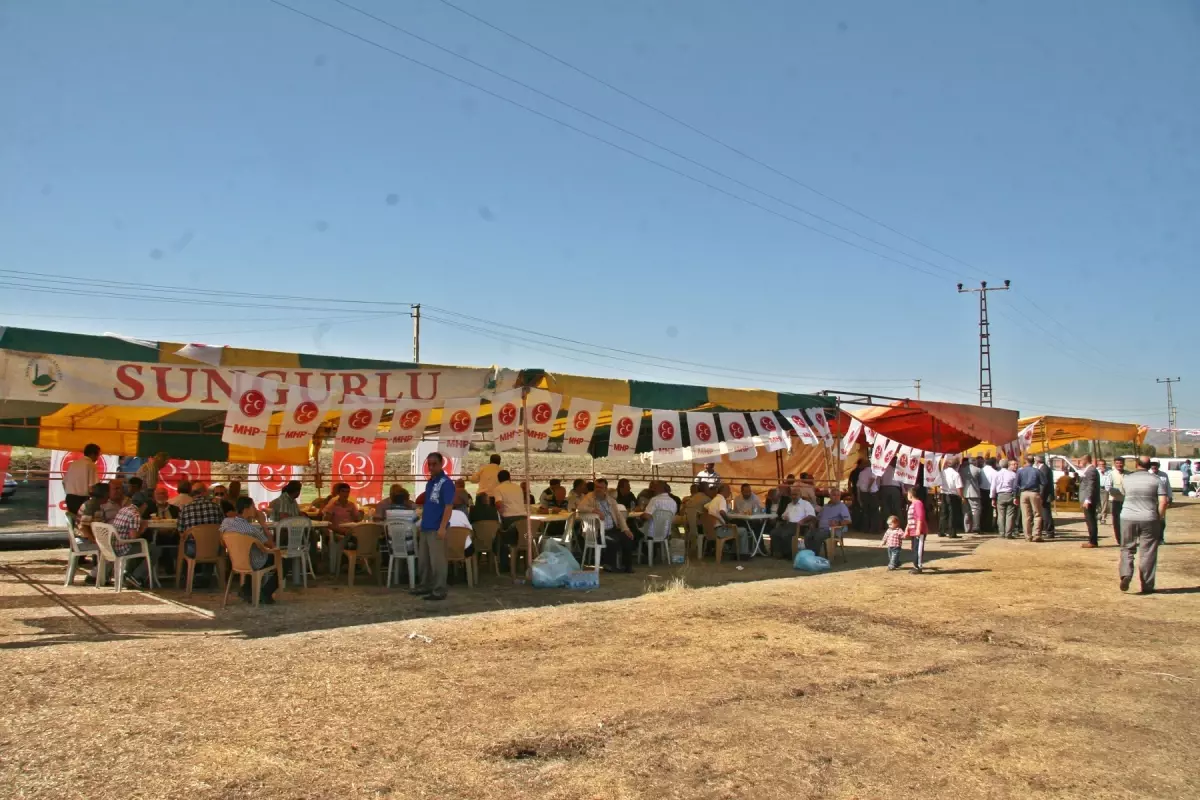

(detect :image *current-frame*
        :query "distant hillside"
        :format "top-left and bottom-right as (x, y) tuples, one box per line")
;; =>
(1143, 430), (1200, 451)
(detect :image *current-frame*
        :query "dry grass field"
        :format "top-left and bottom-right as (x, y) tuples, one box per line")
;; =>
(2, 504), (1198, 799)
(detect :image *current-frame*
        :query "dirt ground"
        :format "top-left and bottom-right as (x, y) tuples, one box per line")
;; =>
(1, 504), (1198, 799)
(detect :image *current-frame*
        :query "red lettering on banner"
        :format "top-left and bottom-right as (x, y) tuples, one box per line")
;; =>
(610, 443), (632, 453)
(528, 431), (549, 441)
(284, 431), (309, 440)
(409, 372), (439, 401)
(376, 372), (391, 400)
(294, 371), (314, 389)
(201, 369), (232, 404)
(497, 430), (520, 443)
(339, 436), (368, 446)
(257, 370), (288, 404)
(320, 372), (339, 393)
(341, 373), (367, 397)
(152, 366), (195, 403)
(232, 424), (262, 436)
(566, 436), (586, 446)
(114, 364), (145, 401)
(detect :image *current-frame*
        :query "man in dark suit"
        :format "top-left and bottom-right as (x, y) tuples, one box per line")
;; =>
(1035, 456), (1056, 538)
(1079, 455), (1101, 548)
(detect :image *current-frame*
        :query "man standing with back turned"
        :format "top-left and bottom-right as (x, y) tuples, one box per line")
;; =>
(1016, 456), (1045, 543)
(1119, 456), (1167, 594)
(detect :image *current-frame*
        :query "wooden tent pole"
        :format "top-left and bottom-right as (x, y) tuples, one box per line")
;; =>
(522, 388), (534, 581)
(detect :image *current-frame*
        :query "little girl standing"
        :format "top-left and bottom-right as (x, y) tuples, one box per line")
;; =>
(905, 486), (928, 573)
(882, 515), (904, 570)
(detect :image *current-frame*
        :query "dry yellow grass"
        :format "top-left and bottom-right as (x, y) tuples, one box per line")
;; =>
(2, 505), (1198, 799)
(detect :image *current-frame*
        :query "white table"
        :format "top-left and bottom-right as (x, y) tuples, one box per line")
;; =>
(726, 513), (777, 557)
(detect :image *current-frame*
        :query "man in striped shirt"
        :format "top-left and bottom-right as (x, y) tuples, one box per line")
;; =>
(219, 497), (279, 604)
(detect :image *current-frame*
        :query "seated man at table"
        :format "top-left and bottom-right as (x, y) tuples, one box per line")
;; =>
(177, 483), (227, 586)
(579, 478), (636, 573)
(815, 489), (852, 552)
(538, 479), (567, 509)
(100, 478), (128, 522)
(775, 493), (817, 559)
(210, 484), (235, 517)
(796, 473), (820, 505)
(169, 480), (193, 509)
(565, 479), (588, 512)
(78, 482), (111, 540)
(374, 484), (414, 520)
(142, 486), (179, 521)
(492, 470), (529, 569)
(470, 492), (501, 524)
(111, 493), (156, 589)
(322, 482), (363, 534)
(219, 496), (279, 605)
(733, 484), (763, 515)
(636, 481), (678, 538)
(268, 480), (304, 521)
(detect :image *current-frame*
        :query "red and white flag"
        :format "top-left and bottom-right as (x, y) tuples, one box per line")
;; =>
(157, 459), (212, 498)
(385, 399), (434, 453)
(48, 450), (120, 527)
(870, 434), (892, 476)
(752, 411), (788, 452)
(524, 389), (562, 452)
(924, 454), (943, 487)
(719, 412), (756, 461)
(221, 372), (278, 449)
(840, 418), (863, 458)
(896, 446), (922, 484)
(438, 398), (479, 462)
(489, 389), (524, 453)
(651, 410), (686, 464)
(561, 396), (602, 455)
(333, 439), (387, 505)
(686, 412), (721, 462)
(882, 437), (901, 468)
(333, 395), (386, 455)
(278, 385), (335, 448)
(864, 427), (877, 445)
(781, 409), (819, 446)
(1018, 422), (1037, 453)
(806, 409), (834, 446)
(607, 405), (643, 460)
(249, 463), (297, 512)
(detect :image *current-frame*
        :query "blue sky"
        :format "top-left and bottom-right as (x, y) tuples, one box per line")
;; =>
(2, 0), (1198, 426)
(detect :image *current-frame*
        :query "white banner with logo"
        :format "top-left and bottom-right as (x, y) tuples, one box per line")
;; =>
(651, 410), (686, 464)
(412, 438), (462, 482)
(840, 418), (863, 458)
(896, 446), (921, 484)
(48, 450), (119, 528)
(686, 412), (722, 462)
(524, 389), (562, 452)
(924, 454), (943, 487)
(806, 408), (834, 446)
(221, 372), (278, 449)
(780, 409), (819, 446)
(864, 427), (877, 445)
(333, 395), (386, 455)
(384, 399), (434, 453)
(870, 434), (892, 476)
(278, 384), (336, 448)
(438, 398), (479, 462)
(607, 405), (643, 460)
(718, 412), (757, 461)
(489, 389), (524, 452)
(1018, 422), (1037, 453)
(561, 396), (603, 455)
(248, 463), (298, 512)
(751, 411), (788, 452)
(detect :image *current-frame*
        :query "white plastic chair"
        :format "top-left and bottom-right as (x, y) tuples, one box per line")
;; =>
(275, 516), (314, 588)
(92, 522), (157, 592)
(641, 509), (675, 566)
(385, 519), (418, 589)
(577, 513), (604, 572)
(64, 515), (98, 586)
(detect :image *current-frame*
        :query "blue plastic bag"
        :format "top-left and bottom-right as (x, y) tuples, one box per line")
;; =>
(532, 539), (582, 588)
(793, 548), (830, 572)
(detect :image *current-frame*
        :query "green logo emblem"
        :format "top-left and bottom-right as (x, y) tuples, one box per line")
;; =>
(25, 357), (63, 395)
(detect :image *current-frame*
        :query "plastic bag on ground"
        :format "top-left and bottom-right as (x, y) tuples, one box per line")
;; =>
(793, 548), (830, 572)
(532, 538), (582, 588)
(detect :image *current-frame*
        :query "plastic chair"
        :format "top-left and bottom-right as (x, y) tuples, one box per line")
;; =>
(177, 524), (224, 596)
(92, 522), (157, 592)
(685, 506), (704, 560)
(470, 519), (500, 575)
(385, 519), (419, 588)
(641, 509), (675, 566)
(577, 513), (604, 573)
(221, 531), (276, 608)
(700, 514), (740, 564)
(828, 521), (850, 563)
(275, 516), (314, 588)
(505, 517), (536, 580)
(445, 526), (476, 587)
(64, 515), (98, 586)
(343, 523), (385, 586)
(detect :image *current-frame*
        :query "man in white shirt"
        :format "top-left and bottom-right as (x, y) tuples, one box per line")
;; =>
(856, 466), (880, 534)
(979, 457), (997, 533)
(470, 454), (502, 500)
(780, 495), (818, 557)
(640, 481), (679, 517)
(704, 484), (731, 523)
(63, 443), (101, 518)
(491, 469), (529, 572)
(696, 464), (721, 489)
(940, 458), (964, 538)
(879, 459), (906, 528)
(169, 479), (194, 509)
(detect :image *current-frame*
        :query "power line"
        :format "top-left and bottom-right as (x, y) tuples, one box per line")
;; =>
(429, 0), (991, 280)
(261, 0), (965, 284)
(328, 0), (969, 284)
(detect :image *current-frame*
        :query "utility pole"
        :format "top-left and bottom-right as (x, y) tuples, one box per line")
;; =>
(957, 280), (1010, 406)
(411, 304), (421, 363)
(913, 379), (921, 400)
(1157, 377), (1180, 456)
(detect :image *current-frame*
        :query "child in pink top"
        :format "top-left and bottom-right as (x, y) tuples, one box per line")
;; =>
(905, 486), (928, 573)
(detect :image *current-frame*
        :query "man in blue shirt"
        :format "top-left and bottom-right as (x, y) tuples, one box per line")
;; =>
(1016, 456), (1045, 542)
(412, 451), (456, 601)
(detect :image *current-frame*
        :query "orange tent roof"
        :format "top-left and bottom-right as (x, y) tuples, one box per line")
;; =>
(840, 400), (1019, 453)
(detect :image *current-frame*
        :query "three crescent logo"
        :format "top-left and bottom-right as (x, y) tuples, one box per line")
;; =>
(616, 417), (634, 438)
(497, 403), (518, 427)
(293, 401), (319, 425)
(334, 452), (371, 490)
(729, 421), (746, 439)
(657, 420), (676, 440)
(531, 402), (553, 425)
(694, 422), (713, 442)
(573, 410), (591, 431)
(449, 410), (472, 433)
(348, 409), (374, 430)
(398, 409), (423, 430)
(239, 389), (267, 418)
(759, 416), (777, 433)
(257, 464), (289, 492)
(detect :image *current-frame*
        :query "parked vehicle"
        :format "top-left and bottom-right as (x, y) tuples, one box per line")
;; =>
(1, 472), (15, 502)
(1119, 456), (1194, 492)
